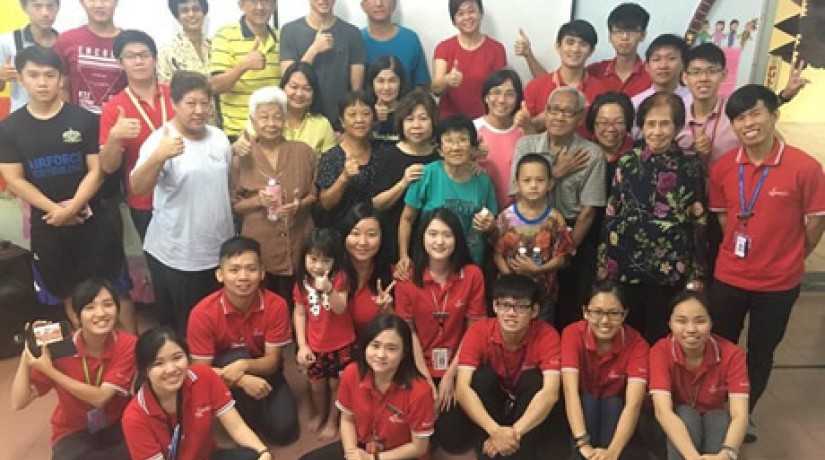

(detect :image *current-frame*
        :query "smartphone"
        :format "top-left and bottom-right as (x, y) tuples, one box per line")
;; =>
(26, 321), (77, 359)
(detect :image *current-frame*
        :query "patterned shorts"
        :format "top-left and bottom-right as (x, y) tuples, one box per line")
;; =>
(306, 343), (354, 381)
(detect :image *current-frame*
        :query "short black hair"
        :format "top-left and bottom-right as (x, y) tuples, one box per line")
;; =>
(515, 153), (552, 180)
(20, 0), (60, 6)
(71, 278), (120, 319)
(608, 3), (649, 31)
(338, 90), (375, 120)
(394, 90), (437, 141)
(587, 280), (626, 310)
(170, 70), (211, 102)
(449, 0), (483, 24)
(730, 19), (739, 26)
(14, 45), (62, 73)
(725, 84), (780, 120)
(280, 61), (324, 116)
(492, 274), (540, 305)
(295, 228), (344, 288)
(168, 0), (208, 18)
(134, 326), (190, 390)
(357, 314), (422, 387)
(645, 33), (689, 65)
(219, 236), (261, 264)
(437, 114), (479, 148)
(481, 68), (524, 117)
(114, 29), (157, 59)
(366, 55), (409, 105)
(636, 92), (686, 131)
(557, 19), (598, 49)
(667, 289), (713, 321)
(686, 43), (726, 69)
(586, 91), (635, 134)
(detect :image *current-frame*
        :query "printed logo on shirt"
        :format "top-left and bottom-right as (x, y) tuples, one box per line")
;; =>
(74, 45), (123, 112)
(453, 300), (466, 310)
(62, 128), (82, 144)
(707, 384), (727, 394)
(28, 152), (84, 179)
(194, 405), (212, 418)
(768, 187), (790, 198)
(607, 371), (626, 380)
(252, 328), (264, 337)
(386, 404), (406, 424)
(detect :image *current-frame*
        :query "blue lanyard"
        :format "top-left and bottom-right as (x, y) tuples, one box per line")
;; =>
(737, 164), (769, 220)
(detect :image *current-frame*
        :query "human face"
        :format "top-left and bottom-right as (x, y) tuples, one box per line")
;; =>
(583, 292), (626, 343)
(642, 105), (676, 153)
(19, 61), (61, 103)
(24, 0), (59, 30)
(340, 101), (374, 140)
(373, 68), (401, 105)
(361, 0), (395, 23)
(646, 46), (684, 88)
(439, 129), (473, 167)
(669, 299), (712, 354)
(730, 100), (778, 151)
(516, 161), (551, 202)
(309, 0), (335, 16)
(593, 103), (628, 153)
(684, 59), (726, 102)
(173, 89), (211, 135)
(216, 251), (264, 299)
(78, 288), (118, 335)
(423, 218), (455, 263)
(147, 340), (190, 396)
(485, 79), (518, 119)
(346, 217), (381, 263)
(556, 35), (593, 69)
(453, 1), (481, 35)
(119, 42), (156, 82)
(608, 27), (645, 57)
(240, 0), (275, 29)
(284, 71), (314, 113)
(305, 250), (334, 279)
(545, 92), (582, 138)
(365, 329), (403, 376)
(81, 0), (117, 25)
(493, 297), (537, 334)
(176, 0), (205, 34)
(251, 102), (285, 141)
(402, 104), (433, 144)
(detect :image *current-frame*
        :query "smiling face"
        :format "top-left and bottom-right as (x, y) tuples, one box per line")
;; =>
(493, 297), (538, 335)
(361, 0), (395, 23)
(423, 218), (456, 264)
(556, 35), (593, 69)
(452, 0), (481, 35)
(609, 27), (645, 57)
(78, 288), (118, 335)
(119, 42), (156, 83)
(583, 292), (626, 343)
(485, 78), (518, 119)
(174, 88), (211, 135)
(545, 91), (582, 138)
(642, 104), (676, 153)
(730, 100), (778, 152)
(81, 0), (117, 25)
(439, 129), (473, 167)
(175, 0), (205, 34)
(216, 250), (265, 299)
(365, 328), (403, 376)
(251, 102), (285, 141)
(373, 68), (401, 105)
(239, 0), (276, 29)
(402, 104), (433, 144)
(284, 71), (314, 113)
(146, 339), (190, 396)
(346, 217), (382, 263)
(669, 298), (712, 355)
(593, 103), (628, 153)
(684, 58), (726, 103)
(647, 46), (684, 88)
(305, 249), (334, 279)
(341, 101), (374, 140)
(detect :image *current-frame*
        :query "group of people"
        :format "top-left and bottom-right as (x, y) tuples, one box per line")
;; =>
(2, 0), (825, 460)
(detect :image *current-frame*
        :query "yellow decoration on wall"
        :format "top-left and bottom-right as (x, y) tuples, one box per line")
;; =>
(0, 0), (28, 99)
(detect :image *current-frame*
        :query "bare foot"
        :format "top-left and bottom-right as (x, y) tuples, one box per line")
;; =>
(317, 421), (338, 441)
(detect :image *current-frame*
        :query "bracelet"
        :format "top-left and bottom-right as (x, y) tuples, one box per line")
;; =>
(257, 448), (270, 456)
(573, 433), (591, 447)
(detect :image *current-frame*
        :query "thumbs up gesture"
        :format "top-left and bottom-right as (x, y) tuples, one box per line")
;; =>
(242, 37), (266, 71)
(311, 27), (334, 55)
(156, 125), (185, 160)
(110, 106), (141, 141)
(447, 60), (463, 88)
(514, 28), (533, 57)
(514, 101), (532, 130)
(0, 55), (17, 82)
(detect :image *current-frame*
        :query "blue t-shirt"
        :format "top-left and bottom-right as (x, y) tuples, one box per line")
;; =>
(404, 161), (498, 264)
(361, 26), (430, 87)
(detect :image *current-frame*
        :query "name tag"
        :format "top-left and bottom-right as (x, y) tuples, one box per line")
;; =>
(733, 232), (751, 259)
(432, 348), (450, 371)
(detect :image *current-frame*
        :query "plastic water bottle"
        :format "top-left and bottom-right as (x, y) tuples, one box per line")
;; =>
(532, 246), (543, 265)
(517, 242), (528, 257)
(265, 178), (283, 222)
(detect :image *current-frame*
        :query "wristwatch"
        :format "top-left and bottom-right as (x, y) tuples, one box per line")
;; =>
(721, 445), (738, 460)
(573, 433), (591, 447)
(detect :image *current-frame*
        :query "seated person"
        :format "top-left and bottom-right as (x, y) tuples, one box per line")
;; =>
(186, 236), (299, 445)
(456, 274), (561, 460)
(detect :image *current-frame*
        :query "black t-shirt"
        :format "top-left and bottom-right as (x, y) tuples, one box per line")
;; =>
(0, 103), (99, 224)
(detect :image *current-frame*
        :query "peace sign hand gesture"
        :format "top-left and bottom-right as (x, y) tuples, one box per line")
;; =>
(373, 278), (396, 312)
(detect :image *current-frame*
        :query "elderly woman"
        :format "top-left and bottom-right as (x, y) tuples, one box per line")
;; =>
(279, 62), (336, 156)
(597, 92), (707, 345)
(231, 86), (318, 303)
(586, 92), (636, 190)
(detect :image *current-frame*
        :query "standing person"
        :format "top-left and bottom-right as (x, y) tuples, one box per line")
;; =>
(360, 0), (430, 90)
(0, 46), (125, 325)
(131, 71), (233, 337)
(299, 314), (436, 460)
(585, 92), (635, 189)
(278, 61), (336, 156)
(210, 0), (279, 140)
(187, 237), (299, 446)
(456, 274), (561, 460)
(395, 208), (486, 454)
(10, 279), (135, 460)
(708, 84), (825, 441)
(650, 291), (748, 460)
(365, 54), (408, 148)
(0, 0), (60, 112)
(99, 30), (174, 241)
(586, 3), (651, 98)
(122, 327), (272, 460)
(630, 34), (690, 112)
(561, 281), (649, 460)
(432, 0), (506, 120)
(280, 0), (367, 127)
(157, 0), (211, 83)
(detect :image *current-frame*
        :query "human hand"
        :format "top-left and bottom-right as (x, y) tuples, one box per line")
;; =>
(436, 372), (457, 412)
(23, 323), (54, 373)
(692, 129), (711, 159)
(394, 256), (411, 280)
(514, 101), (532, 130)
(488, 425), (520, 455)
(446, 60), (463, 88)
(373, 278), (396, 312)
(241, 38), (266, 71)
(296, 345), (316, 368)
(343, 157), (360, 180)
(277, 188), (303, 218)
(514, 28), (533, 57)
(110, 106), (141, 141)
(156, 126), (185, 160)
(237, 374), (272, 400)
(232, 130), (254, 157)
(472, 207), (495, 233)
(588, 447), (619, 460)
(0, 55), (18, 82)
(43, 203), (83, 227)
(402, 163), (424, 186)
(510, 254), (541, 275)
(220, 359), (248, 384)
(553, 146), (589, 179)
(311, 28), (335, 55)
(780, 59), (810, 101)
(313, 270), (333, 293)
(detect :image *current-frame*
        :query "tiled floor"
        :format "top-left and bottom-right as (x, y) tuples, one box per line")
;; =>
(1, 291), (823, 460)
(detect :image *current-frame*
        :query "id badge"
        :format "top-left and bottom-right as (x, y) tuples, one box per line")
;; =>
(432, 348), (450, 371)
(733, 232), (751, 259)
(86, 407), (107, 433)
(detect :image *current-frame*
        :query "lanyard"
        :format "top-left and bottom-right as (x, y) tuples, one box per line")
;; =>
(369, 381), (400, 453)
(81, 357), (104, 386)
(150, 386), (183, 460)
(737, 163), (770, 221)
(125, 87), (168, 132)
(496, 343), (528, 393)
(429, 281), (451, 336)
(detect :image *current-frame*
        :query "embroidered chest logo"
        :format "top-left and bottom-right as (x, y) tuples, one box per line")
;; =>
(194, 405), (212, 418)
(63, 128), (82, 144)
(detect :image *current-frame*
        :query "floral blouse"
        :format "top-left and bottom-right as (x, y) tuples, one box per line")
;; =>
(598, 146), (707, 286)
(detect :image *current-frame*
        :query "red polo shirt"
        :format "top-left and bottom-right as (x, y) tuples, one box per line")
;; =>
(524, 69), (608, 138)
(30, 330), (136, 445)
(395, 265), (487, 377)
(649, 334), (748, 414)
(187, 289), (292, 361)
(560, 320), (649, 398)
(336, 363), (435, 457)
(99, 85), (174, 210)
(458, 318), (561, 387)
(294, 272), (356, 353)
(586, 56), (651, 98)
(122, 364), (235, 460)
(349, 272), (391, 337)
(709, 140), (825, 291)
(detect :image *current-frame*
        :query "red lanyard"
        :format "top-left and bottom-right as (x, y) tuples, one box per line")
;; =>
(369, 381), (400, 452)
(496, 343), (528, 393)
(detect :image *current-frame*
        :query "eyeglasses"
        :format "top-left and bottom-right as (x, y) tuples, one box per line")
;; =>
(546, 105), (580, 119)
(594, 118), (626, 130)
(178, 5), (203, 15)
(121, 51), (153, 61)
(586, 309), (625, 321)
(610, 27), (643, 36)
(495, 300), (534, 313)
(685, 67), (724, 78)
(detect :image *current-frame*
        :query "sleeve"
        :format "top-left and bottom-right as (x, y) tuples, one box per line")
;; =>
(393, 281), (414, 321)
(725, 344), (750, 398)
(538, 325), (561, 373)
(101, 336), (136, 395)
(265, 294), (293, 347)
(98, 100), (119, 146)
(122, 405), (165, 460)
(457, 321), (484, 369)
(408, 379), (436, 437)
(560, 325), (583, 372)
(579, 147), (607, 208)
(707, 160), (727, 212)
(0, 122), (21, 163)
(132, 130), (160, 176)
(204, 367), (234, 416)
(29, 368), (54, 396)
(315, 148), (343, 190)
(465, 266), (486, 319)
(626, 335), (650, 384)
(209, 27), (234, 75)
(403, 164), (429, 209)
(647, 341), (672, 395)
(186, 304), (216, 360)
(335, 363), (357, 414)
(278, 22), (301, 62)
(411, 34), (431, 86)
(292, 281), (305, 307)
(433, 38), (450, 63)
(348, 25), (367, 65)
(83, 112), (100, 155)
(319, 120), (337, 153)
(799, 155), (825, 214)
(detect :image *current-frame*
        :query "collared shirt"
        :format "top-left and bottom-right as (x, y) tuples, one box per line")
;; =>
(30, 330), (136, 445)
(709, 140), (825, 291)
(395, 266), (486, 377)
(676, 97), (738, 167)
(524, 69), (609, 117)
(293, 272), (356, 353)
(187, 288), (292, 361)
(561, 320), (649, 398)
(157, 32), (211, 84)
(283, 113), (337, 157)
(587, 56), (651, 98)
(348, 268), (395, 338)
(336, 363), (435, 455)
(122, 365), (235, 460)
(649, 334), (748, 414)
(0, 25), (59, 111)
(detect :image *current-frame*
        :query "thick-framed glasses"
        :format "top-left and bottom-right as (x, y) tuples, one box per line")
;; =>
(684, 67), (724, 78)
(495, 300), (534, 313)
(586, 309), (625, 321)
(594, 118), (626, 130)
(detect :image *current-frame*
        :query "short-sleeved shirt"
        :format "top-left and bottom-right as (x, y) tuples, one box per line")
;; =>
(649, 334), (749, 414)
(676, 97), (738, 168)
(283, 113), (337, 157)
(315, 143), (382, 229)
(561, 320), (649, 398)
(53, 26), (125, 114)
(187, 289), (292, 361)
(631, 85), (692, 111)
(0, 25), (58, 111)
(510, 133), (607, 221)
(458, 318), (561, 389)
(404, 160), (498, 264)
(280, 17), (367, 124)
(99, 85), (174, 210)
(708, 140), (825, 291)
(523, 69), (609, 136)
(122, 364), (235, 460)
(474, 117), (524, 209)
(348, 270), (391, 338)
(134, 123), (234, 271)
(210, 18), (280, 137)
(434, 36), (507, 120)
(361, 25), (430, 87)
(157, 32), (211, 84)
(586, 56), (651, 98)
(395, 266), (487, 377)
(293, 272), (356, 353)
(30, 330), (136, 445)
(336, 363), (435, 454)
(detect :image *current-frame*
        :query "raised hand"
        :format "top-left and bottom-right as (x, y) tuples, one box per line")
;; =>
(780, 58), (810, 101)
(110, 106), (141, 141)
(472, 207), (495, 233)
(514, 28), (533, 57)
(553, 146), (589, 179)
(446, 60), (463, 88)
(0, 55), (18, 82)
(373, 278), (396, 312)
(693, 128), (711, 159)
(312, 27), (334, 55)
(242, 38), (266, 71)
(156, 126), (185, 160)
(277, 188), (303, 218)
(402, 163), (424, 186)
(343, 156), (360, 180)
(232, 129), (254, 157)
(514, 101), (532, 130)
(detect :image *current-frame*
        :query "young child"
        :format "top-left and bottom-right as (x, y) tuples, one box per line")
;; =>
(293, 228), (356, 441)
(495, 153), (573, 322)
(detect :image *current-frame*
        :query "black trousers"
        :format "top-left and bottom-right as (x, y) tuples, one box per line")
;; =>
(128, 207), (152, 242)
(619, 282), (683, 345)
(52, 422), (129, 460)
(554, 241), (597, 331)
(431, 377), (474, 454)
